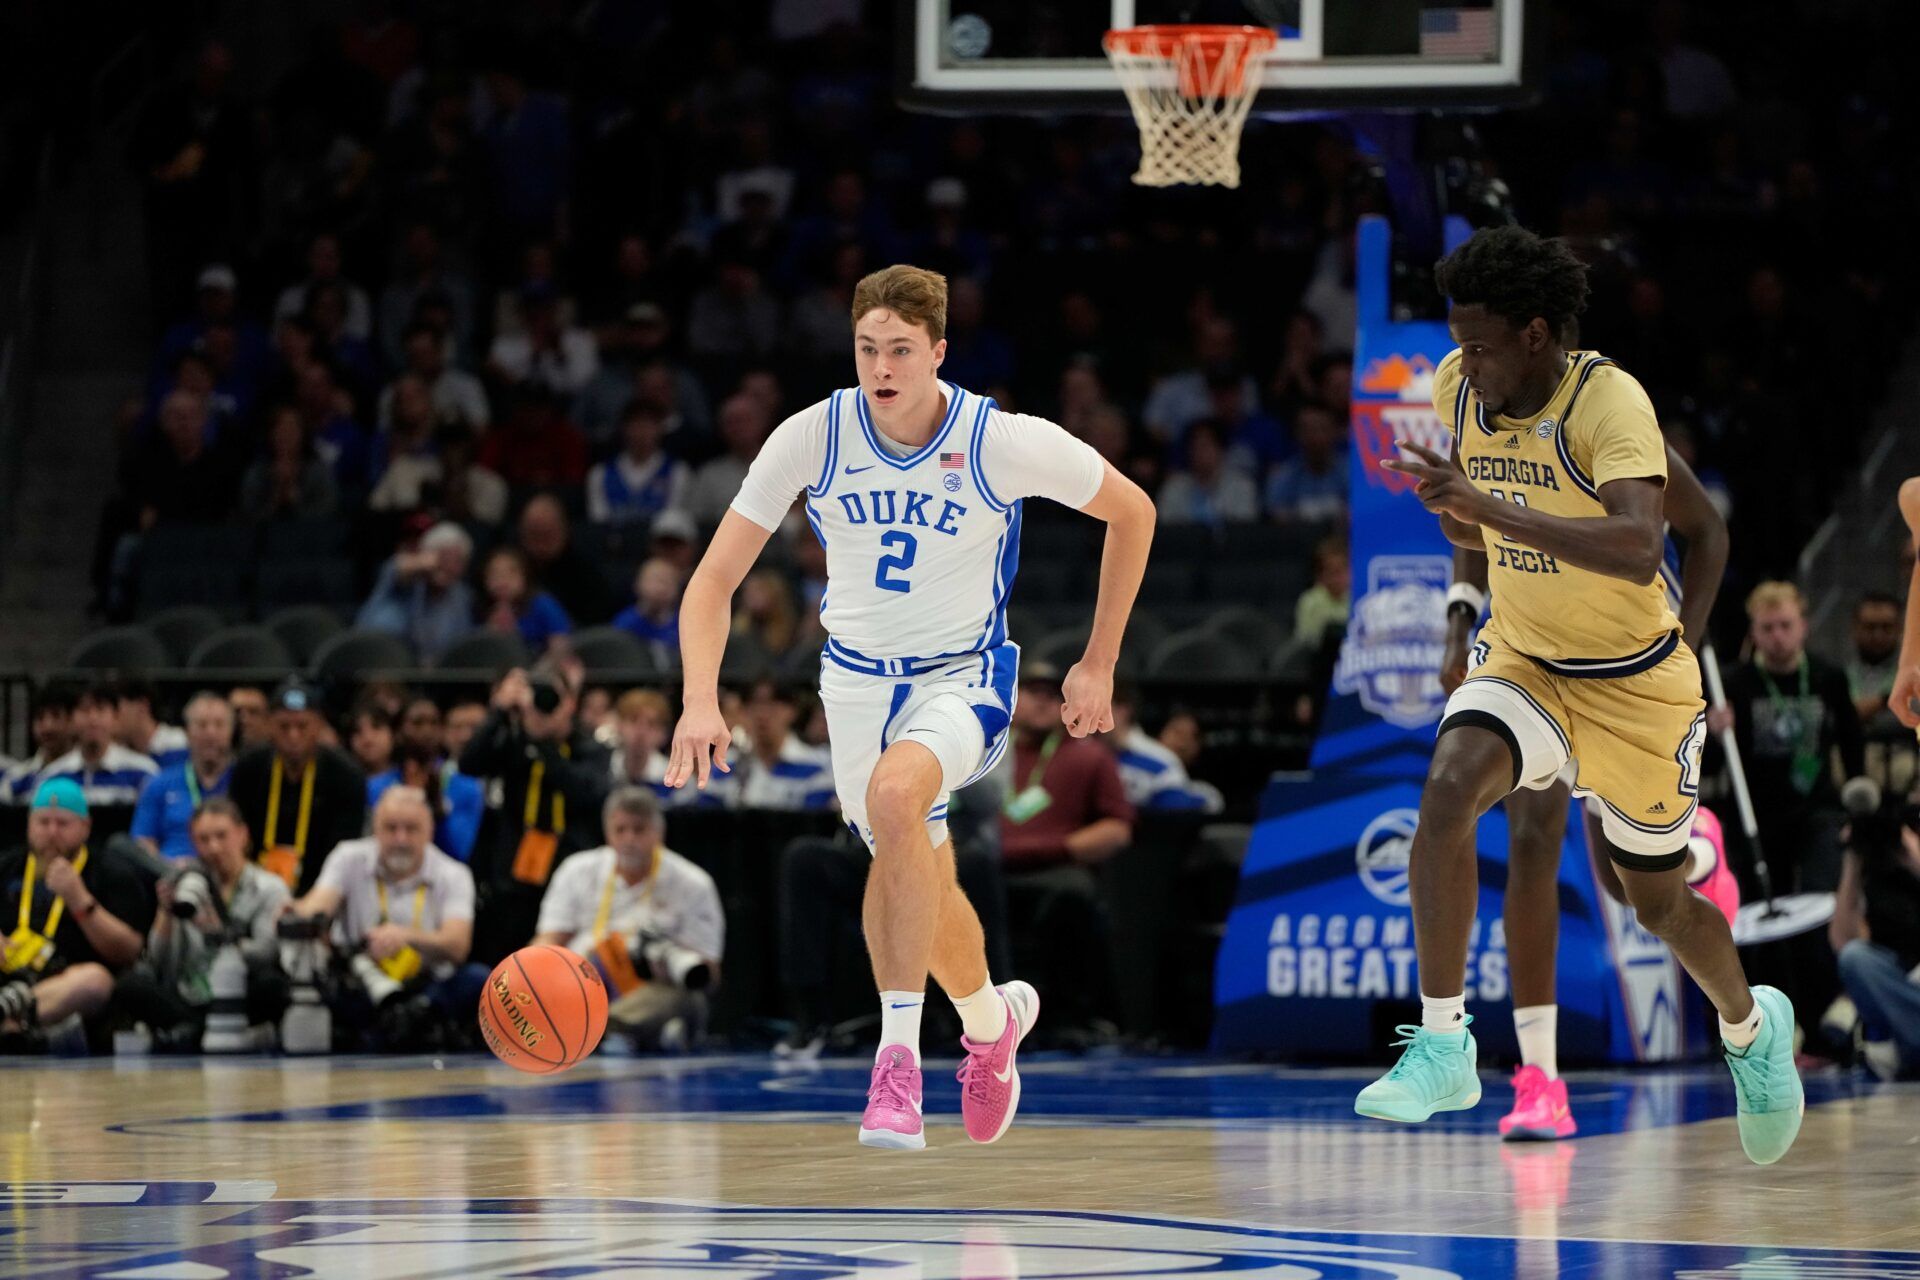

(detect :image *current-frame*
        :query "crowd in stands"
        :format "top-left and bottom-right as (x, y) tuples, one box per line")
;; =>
(0, 660), (1223, 1055)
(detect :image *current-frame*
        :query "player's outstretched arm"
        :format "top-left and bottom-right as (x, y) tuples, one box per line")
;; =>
(1892, 476), (1920, 727)
(1662, 443), (1729, 651)
(667, 511), (775, 788)
(1386, 442), (1665, 584)
(1065, 460), (1157, 737)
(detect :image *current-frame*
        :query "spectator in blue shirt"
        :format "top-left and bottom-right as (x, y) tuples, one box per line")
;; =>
(480, 545), (572, 653)
(1264, 403), (1349, 525)
(612, 557), (684, 653)
(131, 692), (236, 862)
(357, 522), (477, 662)
(367, 697), (484, 862)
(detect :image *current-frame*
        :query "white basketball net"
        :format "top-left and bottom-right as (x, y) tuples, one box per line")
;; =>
(1104, 27), (1277, 189)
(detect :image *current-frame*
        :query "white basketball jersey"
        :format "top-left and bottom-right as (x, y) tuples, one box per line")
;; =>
(729, 382), (1104, 668)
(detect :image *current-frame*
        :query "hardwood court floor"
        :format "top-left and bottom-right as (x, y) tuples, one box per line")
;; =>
(2, 1053), (1916, 1277)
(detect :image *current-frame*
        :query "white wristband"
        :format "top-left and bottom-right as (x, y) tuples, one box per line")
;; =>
(1445, 582), (1487, 616)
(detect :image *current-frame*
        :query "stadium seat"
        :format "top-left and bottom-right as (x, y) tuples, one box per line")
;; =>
(309, 629), (416, 684)
(436, 631), (531, 674)
(263, 605), (346, 663)
(253, 559), (359, 616)
(143, 606), (225, 664)
(1207, 559), (1308, 610)
(134, 523), (254, 618)
(1135, 557), (1201, 605)
(1030, 625), (1147, 677)
(67, 627), (172, 672)
(257, 515), (352, 561)
(187, 627), (296, 673)
(1147, 629), (1260, 679)
(1204, 605), (1290, 661)
(568, 626), (662, 678)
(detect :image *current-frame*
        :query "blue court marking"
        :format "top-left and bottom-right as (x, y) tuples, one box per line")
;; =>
(2, 1195), (1916, 1278)
(101, 1055), (1885, 1138)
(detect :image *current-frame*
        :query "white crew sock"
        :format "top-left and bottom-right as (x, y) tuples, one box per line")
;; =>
(1421, 992), (1467, 1036)
(1514, 1004), (1559, 1078)
(1720, 1000), (1764, 1050)
(950, 979), (1009, 1044)
(877, 990), (924, 1062)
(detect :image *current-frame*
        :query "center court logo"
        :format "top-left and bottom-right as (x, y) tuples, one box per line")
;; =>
(1355, 808), (1420, 906)
(1, 1198), (1471, 1278)
(1331, 554), (1451, 728)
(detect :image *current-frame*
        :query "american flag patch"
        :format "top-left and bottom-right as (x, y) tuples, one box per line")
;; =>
(939, 452), (965, 469)
(1419, 7), (1496, 58)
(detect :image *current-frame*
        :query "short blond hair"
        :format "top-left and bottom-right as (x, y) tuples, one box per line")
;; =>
(851, 265), (947, 342)
(1745, 580), (1805, 619)
(616, 689), (670, 722)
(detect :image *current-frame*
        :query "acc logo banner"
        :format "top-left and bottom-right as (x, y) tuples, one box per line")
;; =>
(1354, 808), (1419, 906)
(1331, 555), (1451, 729)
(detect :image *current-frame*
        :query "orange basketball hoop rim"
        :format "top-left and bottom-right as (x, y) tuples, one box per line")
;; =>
(1102, 25), (1280, 188)
(1102, 25), (1278, 99)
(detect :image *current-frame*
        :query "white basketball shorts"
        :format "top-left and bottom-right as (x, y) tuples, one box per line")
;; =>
(817, 639), (1019, 852)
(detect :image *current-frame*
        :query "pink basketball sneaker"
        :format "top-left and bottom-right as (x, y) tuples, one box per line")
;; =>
(859, 1045), (924, 1150)
(957, 980), (1040, 1144)
(1687, 806), (1740, 927)
(1499, 1066), (1576, 1141)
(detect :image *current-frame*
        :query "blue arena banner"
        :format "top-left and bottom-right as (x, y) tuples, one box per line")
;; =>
(1215, 216), (1706, 1064)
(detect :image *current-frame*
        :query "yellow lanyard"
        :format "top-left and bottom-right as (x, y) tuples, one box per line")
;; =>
(376, 878), (428, 927)
(265, 758), (317, 854)
(523, 744), (570, 833)
(592, 847), (658, 942)
(18, 847), (89, 939)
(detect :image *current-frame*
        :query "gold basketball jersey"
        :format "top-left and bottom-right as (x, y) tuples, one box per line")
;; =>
(1433, 349), (1680, 667)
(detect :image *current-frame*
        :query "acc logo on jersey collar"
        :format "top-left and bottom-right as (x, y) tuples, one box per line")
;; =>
(1536, 417), (1558, 439)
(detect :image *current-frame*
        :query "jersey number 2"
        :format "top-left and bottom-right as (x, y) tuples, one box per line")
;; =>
(875, 531), (917, 593)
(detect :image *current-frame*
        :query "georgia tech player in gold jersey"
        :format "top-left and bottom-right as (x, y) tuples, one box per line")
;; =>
(1356, 225), (1803, 1166)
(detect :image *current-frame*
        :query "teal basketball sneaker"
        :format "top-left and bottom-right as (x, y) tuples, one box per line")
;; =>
(1355, 1019), (1482, 1123)
(1724, 985), (1804, 1165)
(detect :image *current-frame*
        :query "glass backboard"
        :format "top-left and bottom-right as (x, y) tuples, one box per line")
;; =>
(899, 0), (1534, 116)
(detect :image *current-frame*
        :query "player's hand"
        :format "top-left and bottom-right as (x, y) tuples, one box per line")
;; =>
(1890, 665), (1920, 729)
(1382, 442), (1488, 523)
(365, 923), (409, 961)
(1440, 631), (1471, 695)
(1706, 703), (1734, 735)
(666, 701), (733, 789)
(1061, 661), (1115, 738)
(44, 854), (86, 905)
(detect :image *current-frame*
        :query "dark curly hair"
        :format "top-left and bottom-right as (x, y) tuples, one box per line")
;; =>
(1433, 226), (1590, 337)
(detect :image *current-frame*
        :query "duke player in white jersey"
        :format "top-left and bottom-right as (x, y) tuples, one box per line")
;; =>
(665, 266), (1155, 1149)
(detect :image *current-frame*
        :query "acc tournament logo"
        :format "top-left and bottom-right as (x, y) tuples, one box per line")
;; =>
(1331, 555), (1451, 728)
(1355, 808), (1419, 906)
(0, 1193), (1484, 1278)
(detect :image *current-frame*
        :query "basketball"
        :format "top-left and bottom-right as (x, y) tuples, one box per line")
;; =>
(477, 945), (609, 1075)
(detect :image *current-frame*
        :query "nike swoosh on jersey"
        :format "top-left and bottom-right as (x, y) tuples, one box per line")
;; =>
(845, 463), (876, 475)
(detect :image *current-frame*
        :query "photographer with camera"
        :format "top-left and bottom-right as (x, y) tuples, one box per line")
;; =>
(283, 786), (483, 1051)
(230, 678), (368, 894)
(0, 780), (156, 1050)
(531, 786), (722, 1051)
(458, 663), (609, 963)
(116, 798), (291, 1049)
(1831, 778), (1920, 1079)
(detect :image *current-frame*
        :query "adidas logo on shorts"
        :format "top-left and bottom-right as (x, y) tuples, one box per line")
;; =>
(1647, 801), (1668, 814)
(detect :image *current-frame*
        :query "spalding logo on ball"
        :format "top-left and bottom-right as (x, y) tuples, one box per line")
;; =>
(478, 944), (609, 1074)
